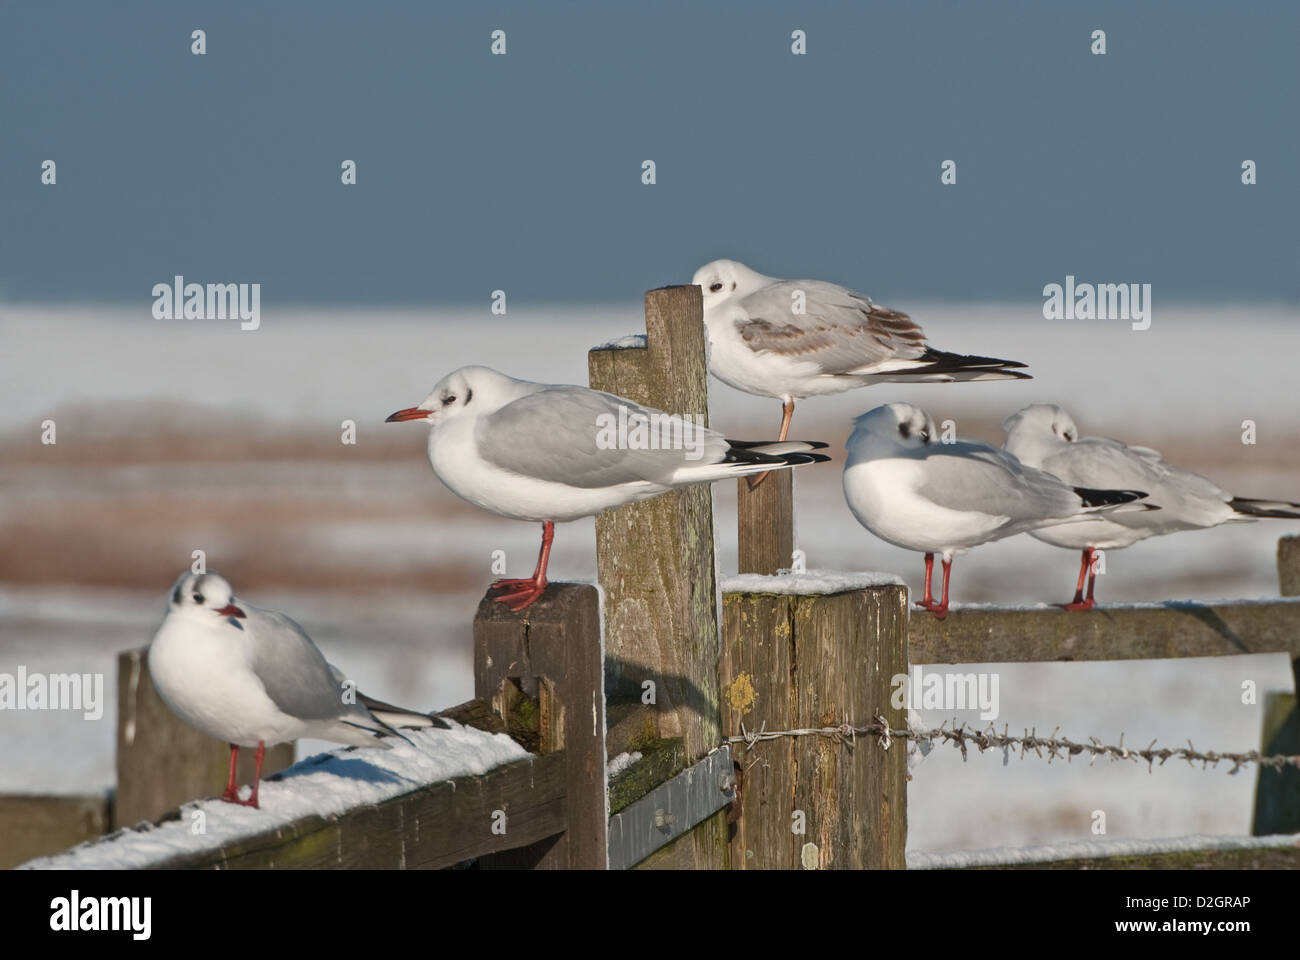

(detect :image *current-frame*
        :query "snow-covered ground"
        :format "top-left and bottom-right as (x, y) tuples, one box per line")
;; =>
(2, 301), (1298, 857)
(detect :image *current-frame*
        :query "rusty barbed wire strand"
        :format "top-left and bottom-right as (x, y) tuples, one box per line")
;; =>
(727, 715), (1300, 775)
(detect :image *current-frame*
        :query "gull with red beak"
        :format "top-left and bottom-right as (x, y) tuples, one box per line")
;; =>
(387, 365), (831, 611)
(147, 571), (447, 809)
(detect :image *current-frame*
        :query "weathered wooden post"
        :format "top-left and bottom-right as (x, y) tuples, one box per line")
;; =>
(1255, 535), (1300, 834)
(588, 285), (730, 868)
(473, 584), (606, 868)
(0, 795), (109, 870)
(720, 576), (909, 869)
(738, 471), (794, 576)
(1280, 535), (1300, 598)
(115, 648), (293, 827)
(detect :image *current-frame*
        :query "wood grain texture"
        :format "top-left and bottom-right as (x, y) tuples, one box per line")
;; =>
(908, 600), (1300, 665)
(473, 582), (607, 868)
(587, 286), (721, 766)
(115, 648), (293, 828)
(721, 585), (909, 869)
(737, 470), (793, 576)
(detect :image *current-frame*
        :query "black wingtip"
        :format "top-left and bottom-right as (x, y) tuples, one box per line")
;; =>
(1229, 497), (1300, 519)
(919, 347), (1031, 372)
(1074, 486), (1147, 507)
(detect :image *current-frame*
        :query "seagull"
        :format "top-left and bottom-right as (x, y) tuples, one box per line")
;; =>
(147, 571), (448, 809)
(691, 259), (1030, 483)
(842, 403), (1152, 618)
(1003, 403), (1300, 609)
(386, 365), (831, 610)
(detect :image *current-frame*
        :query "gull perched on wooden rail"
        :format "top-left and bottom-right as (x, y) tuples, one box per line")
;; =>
(1003, 403), (1300, 609)
(387, 365), (831, 610)
(148, 571), (448, 809)
(843, 403), (1153, 618)
(691, 259), (1030, 485)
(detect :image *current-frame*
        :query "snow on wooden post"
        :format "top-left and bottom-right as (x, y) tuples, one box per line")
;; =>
(473, 583), (606, 869)
(719, 575), (909, 869)
(737, 470), (794, 576)
(587, 286), (721, 763)
(115, 648), (293, 827)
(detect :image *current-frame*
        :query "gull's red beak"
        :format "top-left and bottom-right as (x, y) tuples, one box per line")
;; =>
(386, 407), (430, 423)
(217, 604), (246, 618)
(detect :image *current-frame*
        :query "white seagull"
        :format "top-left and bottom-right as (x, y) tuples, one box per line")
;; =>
(1003, 403), (1300, 609)
(148, 571), (447, 808)
(387, 365), (830, 610)
(842, 403), (1152, 618)
(691, 260), (1030, 478)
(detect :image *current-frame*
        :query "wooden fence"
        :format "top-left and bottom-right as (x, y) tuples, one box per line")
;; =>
(9, 287), (1300, 870)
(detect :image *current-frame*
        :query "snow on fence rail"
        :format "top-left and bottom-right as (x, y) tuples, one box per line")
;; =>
(8, 288), (1300, 870)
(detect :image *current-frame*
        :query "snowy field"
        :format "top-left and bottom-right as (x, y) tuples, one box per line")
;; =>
(2, 301), (1298, 856)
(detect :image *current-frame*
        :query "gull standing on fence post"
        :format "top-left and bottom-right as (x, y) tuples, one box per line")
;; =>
(1003, 403), (1300, 609)
(842, 403), (1154, 618)
(691, 259), (1031, 486)
(148, 571), (448, 809)
(386, 365), (831, 610)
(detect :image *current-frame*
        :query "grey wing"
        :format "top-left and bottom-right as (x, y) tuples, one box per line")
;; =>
(476, 386), (730, 488)
(734, 280), (928, 375)
(248, 609), (360, 722)
(1042, 438), (1164, 490)
(917, 443), (1081, 520)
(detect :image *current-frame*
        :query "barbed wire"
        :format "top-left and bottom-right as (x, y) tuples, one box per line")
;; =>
(728, 716), (1300, 775)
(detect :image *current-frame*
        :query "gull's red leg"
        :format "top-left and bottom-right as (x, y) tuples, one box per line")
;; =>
(491, 521), (555, 611)
(1061, 547), (1097, 611)
(915, 553), (939, 611)
(930, 556), (953, 620)
(221, 741), (266, 808)
(1084, 551), (1099, 607)
(246, 741), (266, 809)
(747, 399), (796, 491)
(219, 744), (241, 803)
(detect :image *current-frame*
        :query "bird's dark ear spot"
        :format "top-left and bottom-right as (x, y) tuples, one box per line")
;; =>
(172, 583), (183, 604)
(898, 421), (911, 439)
(465, 387), (472, 404)
(730, 282), (736, 291)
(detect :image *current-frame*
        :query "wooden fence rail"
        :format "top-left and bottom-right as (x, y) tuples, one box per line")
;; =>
(9, 289), (1300, 871)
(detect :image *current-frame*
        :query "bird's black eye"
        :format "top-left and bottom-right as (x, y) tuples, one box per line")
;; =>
(709, 282), (723, 293)
(920, 431), (930, 444)
(192, 593), (204, 605)
(1064, 431), (1075, 441)
(442, 394), (456, 406)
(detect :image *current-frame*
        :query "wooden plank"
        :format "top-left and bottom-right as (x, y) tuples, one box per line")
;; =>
(587, 286), (722, 764)
(143, 751), (567, 869)
(115, 648), (293, 827)
(0, 795), (110, 870)
(607, 747), (735, 869)
(721, 585), (909, 869)
(1279, 534), (1300, 598)
(737, 470), (793, 576)
(908, 600), (1300, 665)
(634, 808), (732, 870)
(473, 582), (606, 869)
(1252, 692), (1300, 836)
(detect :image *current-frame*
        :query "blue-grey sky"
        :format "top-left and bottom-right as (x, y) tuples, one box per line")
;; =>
(3, 1), (1297, 305)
